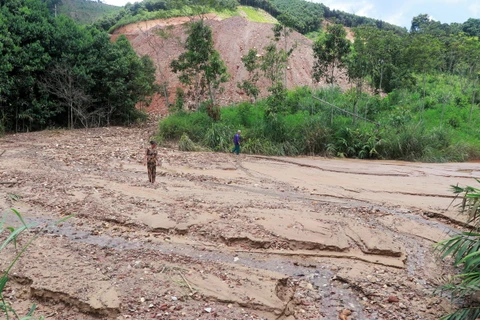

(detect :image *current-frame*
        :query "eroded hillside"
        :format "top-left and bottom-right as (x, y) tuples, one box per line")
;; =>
(112, 15), (350, 114)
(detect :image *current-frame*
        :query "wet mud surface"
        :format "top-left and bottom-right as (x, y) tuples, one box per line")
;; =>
(1, 125), (479, 319)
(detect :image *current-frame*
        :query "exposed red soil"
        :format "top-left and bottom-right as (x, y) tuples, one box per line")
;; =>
(112, 14), (351, 115)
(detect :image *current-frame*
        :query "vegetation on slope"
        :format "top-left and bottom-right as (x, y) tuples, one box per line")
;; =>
(237, 5), (276, 23)
(92, 0), (406, 34)
(148, 3), (480, 163)
(158, 83), (480, 162)
(57, 0), (121, 25)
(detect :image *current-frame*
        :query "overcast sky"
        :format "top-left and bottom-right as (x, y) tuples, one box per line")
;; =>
(101, 0), (480, 29)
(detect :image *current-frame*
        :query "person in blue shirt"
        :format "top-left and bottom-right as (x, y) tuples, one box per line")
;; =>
(231, 130), (241, 155)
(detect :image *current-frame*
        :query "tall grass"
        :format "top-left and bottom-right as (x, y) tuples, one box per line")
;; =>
(158, 77), (480, 161)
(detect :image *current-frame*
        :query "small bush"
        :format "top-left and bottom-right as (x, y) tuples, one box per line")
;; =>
(203, 123), (234, 152)
(171, 87), (185, 113)
(243, 138), (275, 155)
(179, 133), (203, 152)
(378, 124), (452, 161)
(159, 112), (212, 141)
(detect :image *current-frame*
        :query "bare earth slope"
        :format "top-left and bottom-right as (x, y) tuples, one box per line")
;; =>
(113, 15), (349, 114)
(0, 124), (478, 319)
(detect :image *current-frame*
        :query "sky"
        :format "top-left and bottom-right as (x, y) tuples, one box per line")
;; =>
(101, 0), (480, 29)
(312, 0), (480, 29)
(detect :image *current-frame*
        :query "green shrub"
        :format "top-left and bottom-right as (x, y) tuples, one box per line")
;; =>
(302, 117), (330, 155)
(156, 74), (480, 161)
(158, 112), (212, 141)
(378, 124), (452, 161)
(178, 133), (203, 152)
(172, 87), (185, 113)
(203, 123), (234, 152)
(243, 138), (279, 155)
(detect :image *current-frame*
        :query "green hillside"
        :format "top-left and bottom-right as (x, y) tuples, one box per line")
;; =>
(57, 0), (121, 24)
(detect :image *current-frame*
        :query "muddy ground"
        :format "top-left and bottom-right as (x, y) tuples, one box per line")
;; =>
(0, 123), (478, 320)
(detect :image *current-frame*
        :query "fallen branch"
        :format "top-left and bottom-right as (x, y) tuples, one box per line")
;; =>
(178, 271), (195, 294)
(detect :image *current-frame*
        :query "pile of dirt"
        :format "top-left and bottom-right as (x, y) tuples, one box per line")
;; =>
(0, 123), (477, 319)
(112, 14), (351, 115)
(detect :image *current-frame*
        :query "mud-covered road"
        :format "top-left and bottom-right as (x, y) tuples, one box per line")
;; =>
(0, 124), (478, 320)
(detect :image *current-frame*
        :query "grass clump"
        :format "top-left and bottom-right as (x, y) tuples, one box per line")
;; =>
(179, 133), (203, 152)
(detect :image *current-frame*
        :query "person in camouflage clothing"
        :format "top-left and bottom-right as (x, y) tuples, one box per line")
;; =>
(145, 140), (159, 183)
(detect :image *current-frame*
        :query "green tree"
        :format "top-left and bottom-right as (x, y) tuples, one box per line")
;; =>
(405, 33), (443, 116)
(0, 0), (157, 131)
(237, 48), (261, 102)
(353, 26), (405, 93)
(456, 36), (480, 122)
(312, 23), (351, 85)
(170, 19), (229, 111)
(260, 42), (288, 115)
(87, 33), (158, 125)
(463, 18), (480, 37)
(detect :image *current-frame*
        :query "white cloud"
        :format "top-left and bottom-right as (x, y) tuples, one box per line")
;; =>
(315, 0), (374, 16)
(101, 0), (132, 6)
(383, 11), (408, 28)
(468, 1), (480, 17)
(355, 2), (375, 17)
(438, 0), (465, 3)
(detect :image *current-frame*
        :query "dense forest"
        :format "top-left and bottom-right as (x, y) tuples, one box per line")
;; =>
(57, 0), (120, 25)
(91, 0), (406, 34)
(0, 0), (157, 132)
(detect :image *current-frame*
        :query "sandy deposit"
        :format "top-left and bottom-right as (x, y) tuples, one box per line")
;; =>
(0, 122), (477, 319)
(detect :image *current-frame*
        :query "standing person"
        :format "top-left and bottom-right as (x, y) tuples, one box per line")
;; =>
(231, 130), (241, 155)
(145, 140), (159, 183)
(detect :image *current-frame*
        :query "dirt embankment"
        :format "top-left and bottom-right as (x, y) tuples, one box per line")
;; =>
(112, 15), (351, 115)
(0, 123), (477, 319)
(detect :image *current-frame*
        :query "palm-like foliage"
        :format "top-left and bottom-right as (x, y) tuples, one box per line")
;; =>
(436, 179), (480, 319)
